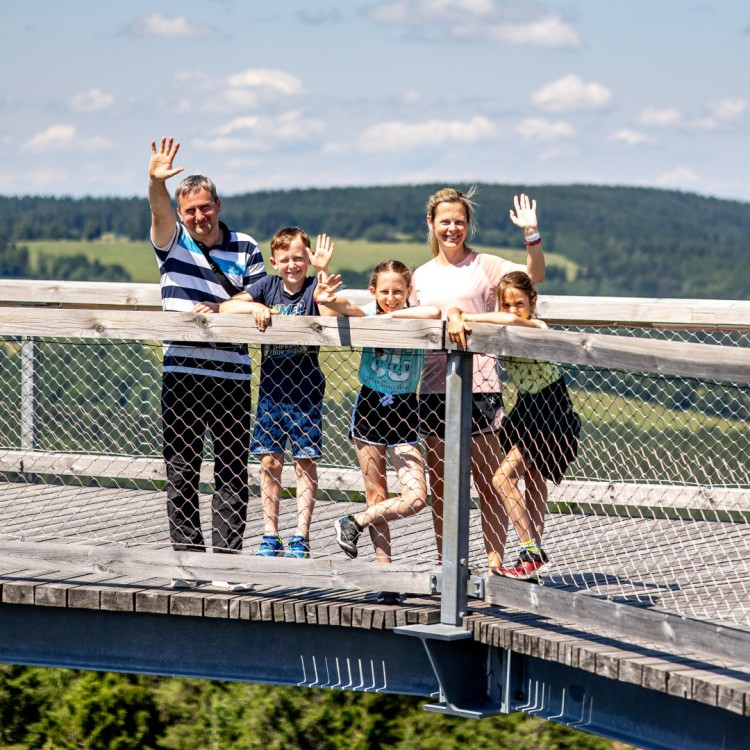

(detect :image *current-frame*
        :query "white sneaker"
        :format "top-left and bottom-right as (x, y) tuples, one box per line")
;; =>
(211, 581), (254, 592)
(170, 578), (198, 589)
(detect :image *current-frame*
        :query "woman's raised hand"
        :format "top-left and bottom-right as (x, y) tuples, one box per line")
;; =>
(509, 193), (538, 233)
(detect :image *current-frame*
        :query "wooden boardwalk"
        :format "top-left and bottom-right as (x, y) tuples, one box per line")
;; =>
(1, 479), (749, 633)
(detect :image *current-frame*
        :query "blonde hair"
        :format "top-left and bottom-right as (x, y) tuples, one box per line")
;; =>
(270, 226), (311, 257)
(425, 186), (478, 258)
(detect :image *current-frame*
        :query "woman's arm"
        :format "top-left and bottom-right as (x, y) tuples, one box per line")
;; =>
(509, 193), (546, 283)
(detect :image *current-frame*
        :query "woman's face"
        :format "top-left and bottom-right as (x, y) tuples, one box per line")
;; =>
(429, 201), (469, 254)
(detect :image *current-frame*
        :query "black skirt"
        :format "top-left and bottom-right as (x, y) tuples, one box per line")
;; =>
(498, 377), (581, 484)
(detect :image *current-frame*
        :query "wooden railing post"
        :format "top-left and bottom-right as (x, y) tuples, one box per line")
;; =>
(20, 337), (39, 451)
(440, 350), (473, 626)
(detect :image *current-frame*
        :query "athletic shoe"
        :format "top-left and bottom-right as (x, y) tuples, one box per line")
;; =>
(211, 581), (254, 592)
(334, 515), (362, 558)
(169, 578), (198, 589)
(255, 534), (284, 557)
(492, 548), (548, 581)
(286, 535), (311, 559)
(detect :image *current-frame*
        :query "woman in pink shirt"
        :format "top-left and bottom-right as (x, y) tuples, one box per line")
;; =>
(411, 187), (546, 571)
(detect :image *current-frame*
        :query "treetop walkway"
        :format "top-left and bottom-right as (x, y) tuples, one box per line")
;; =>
(0, 280), (748, 749)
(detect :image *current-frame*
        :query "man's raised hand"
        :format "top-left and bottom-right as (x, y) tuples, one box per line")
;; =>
(149, 137), (184, 182)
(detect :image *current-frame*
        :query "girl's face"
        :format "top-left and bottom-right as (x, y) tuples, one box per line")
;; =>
(371, 271), (409, 314)
(500, 287), (533, 319)
(429, 201), (468, 254)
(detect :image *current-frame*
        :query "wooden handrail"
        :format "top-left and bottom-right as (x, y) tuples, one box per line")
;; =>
(1, 279), (749, 327)
(1, 307), (749, 382)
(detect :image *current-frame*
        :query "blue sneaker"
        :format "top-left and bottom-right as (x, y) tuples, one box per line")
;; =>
(255, 534), (284, 557)
(286, 535), (310, 559)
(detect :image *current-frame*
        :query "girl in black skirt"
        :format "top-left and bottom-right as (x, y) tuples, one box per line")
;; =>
(447, 271), (581, 579)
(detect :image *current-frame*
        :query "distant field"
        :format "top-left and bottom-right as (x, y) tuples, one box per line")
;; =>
(24, 239), (578, 284)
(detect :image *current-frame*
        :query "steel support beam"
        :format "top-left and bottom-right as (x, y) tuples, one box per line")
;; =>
(0, 603), (746, 750)
(0, 603), (438, 696)
(440, 350), (473, 627)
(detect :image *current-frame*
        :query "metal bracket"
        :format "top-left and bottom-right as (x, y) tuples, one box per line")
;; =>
(429, 573), (485, 599)
(395, 623), (512, 719)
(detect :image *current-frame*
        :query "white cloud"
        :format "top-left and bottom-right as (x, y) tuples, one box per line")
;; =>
(638, 99), (746, 132)
(367, 0), (493, 25)
(516, 118), (575, 142)
(462, 15), (580, 48)
(532, 74), (611, 112)
(694, 97), (747, 130)
(21, 126), (114, 154)
(357, 115), (495, 152)
(70, 89), (115, 114)
(610, 129), (651, 145)
(22, 125), (77, 151)
(655, 166), (699, 187)
(366, 1), (579, 48)
(227, 69), (304, 96)
(173, 68), (304, 114)
(637, 107), (682, 126)
(200, 111), (324, 151)
(125, 13), (217, 39)
(217, 117), (261, 136)
(707, 98), (746, 120)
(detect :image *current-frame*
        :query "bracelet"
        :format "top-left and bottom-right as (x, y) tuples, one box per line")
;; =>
(524, 232), (542, 246)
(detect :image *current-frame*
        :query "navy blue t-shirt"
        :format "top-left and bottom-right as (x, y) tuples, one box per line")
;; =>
(246, 275), (325, 407)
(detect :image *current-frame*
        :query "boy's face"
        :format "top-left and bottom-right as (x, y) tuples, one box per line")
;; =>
(270, 236), (310, 292)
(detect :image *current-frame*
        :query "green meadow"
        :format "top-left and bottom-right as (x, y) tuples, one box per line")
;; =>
(24, 239), (578, 284)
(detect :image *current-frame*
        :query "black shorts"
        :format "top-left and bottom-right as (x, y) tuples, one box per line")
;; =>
(350, 386), (420, 447)
(418, 391), (504, 439)
(498, 377), (581, 484)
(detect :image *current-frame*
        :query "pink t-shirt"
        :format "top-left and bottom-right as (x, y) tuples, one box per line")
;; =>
(411, 252), (519, 393)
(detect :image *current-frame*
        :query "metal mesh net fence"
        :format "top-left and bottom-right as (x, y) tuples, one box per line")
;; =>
(0, 323), (748, 629)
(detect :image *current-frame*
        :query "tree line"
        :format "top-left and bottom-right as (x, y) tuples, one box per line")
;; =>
(0, 184), (749, 298)
(0, 665), (624, 749)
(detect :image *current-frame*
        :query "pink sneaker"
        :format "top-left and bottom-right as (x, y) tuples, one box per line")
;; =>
(492, 549), (547, 581)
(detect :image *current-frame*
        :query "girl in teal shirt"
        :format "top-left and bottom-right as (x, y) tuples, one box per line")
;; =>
(315, 260), (440, 564)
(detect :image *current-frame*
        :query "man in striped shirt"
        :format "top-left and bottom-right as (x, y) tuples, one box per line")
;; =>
(148, 137), (266, 574)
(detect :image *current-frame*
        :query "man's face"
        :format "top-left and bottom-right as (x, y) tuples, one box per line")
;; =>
(270, 237), (310, 292)
(177, 188), (222, 242)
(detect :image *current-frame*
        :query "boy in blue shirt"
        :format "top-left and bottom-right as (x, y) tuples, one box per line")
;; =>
(220, 227), (334, 558)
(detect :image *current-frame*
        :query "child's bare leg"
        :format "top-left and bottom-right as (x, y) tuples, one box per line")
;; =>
(424, 434), (444, 559)
(492, 445), (535, 545)
(524, 465), (548, 543)
(359, 444), (427, 526)
(368, 522), (392, 563)
(294, 458), (318, 539)
(355, 442), (392, 562)
(472, 432), (509, 570)
(259, 452), (283, 535)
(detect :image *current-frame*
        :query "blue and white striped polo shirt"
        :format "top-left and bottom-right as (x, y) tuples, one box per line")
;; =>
(153, 220), (266, 379)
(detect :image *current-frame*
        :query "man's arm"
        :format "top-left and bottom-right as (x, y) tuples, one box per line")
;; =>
(148, 137), (184, 248)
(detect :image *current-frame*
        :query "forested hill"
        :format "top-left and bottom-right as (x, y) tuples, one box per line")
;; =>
(1, 184), (749, 299)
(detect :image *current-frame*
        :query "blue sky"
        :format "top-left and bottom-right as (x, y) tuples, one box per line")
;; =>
(2, 1), (749, 202)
